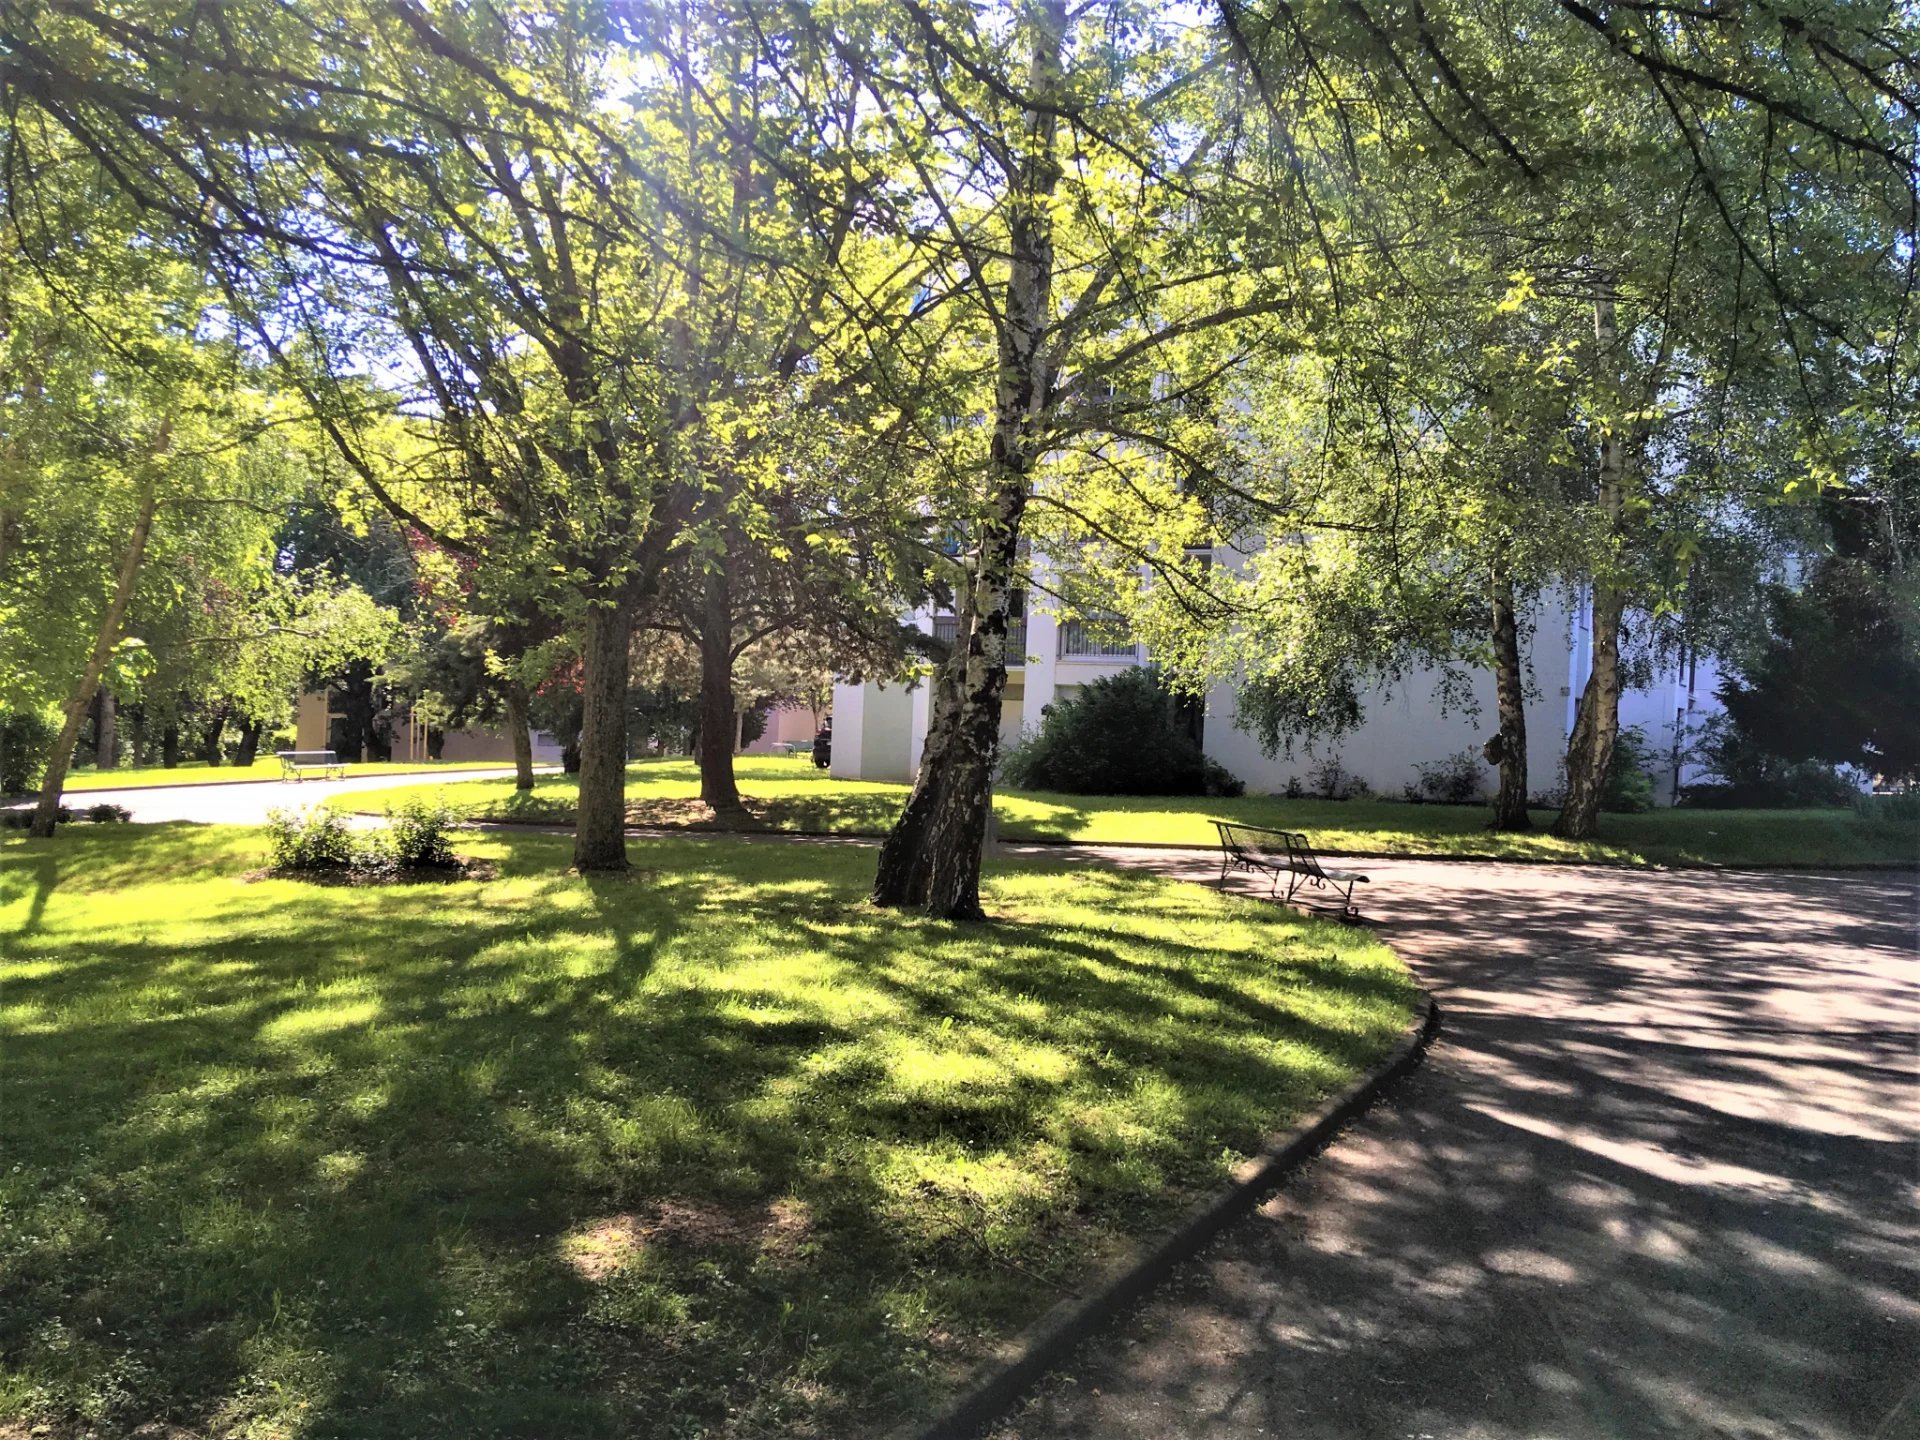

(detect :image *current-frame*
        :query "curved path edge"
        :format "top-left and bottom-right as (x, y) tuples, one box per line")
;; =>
(897, 991), (1442, 1440)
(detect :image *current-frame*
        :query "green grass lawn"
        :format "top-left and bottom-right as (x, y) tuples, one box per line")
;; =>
(50, 758), (524, 793)
(0, 825), (1413, 1439)
(354, 755), (1919, 869)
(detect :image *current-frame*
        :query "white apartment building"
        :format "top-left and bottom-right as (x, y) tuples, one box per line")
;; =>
(830, 565), (1727, 805)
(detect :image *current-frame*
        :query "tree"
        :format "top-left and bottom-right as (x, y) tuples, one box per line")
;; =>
(0, 126), (299, 834)
(0, 0), (713, 867)
(1206, 0), (1918, 837)
(806, 0), (1319, 918)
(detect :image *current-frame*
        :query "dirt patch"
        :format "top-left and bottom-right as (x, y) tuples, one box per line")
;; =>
(563, 1197), (816, 1280)
(623, 798), (770, 831)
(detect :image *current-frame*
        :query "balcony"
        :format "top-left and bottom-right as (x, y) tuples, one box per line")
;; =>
(1058, 618), (1140, 661)
(929, 615), (1027, 666)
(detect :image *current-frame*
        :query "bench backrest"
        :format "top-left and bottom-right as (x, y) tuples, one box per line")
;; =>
(1215, 820), (1292, 863)
(277, 750), (340, 764)
(1215, 821), (1333, 879)
(1281, 830), (1329, 880)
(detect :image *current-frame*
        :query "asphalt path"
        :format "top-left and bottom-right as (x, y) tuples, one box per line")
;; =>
(996, 852), (1919, 1440)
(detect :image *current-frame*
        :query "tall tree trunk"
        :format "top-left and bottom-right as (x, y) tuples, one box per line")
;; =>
(161, 722), (180, 769)
(200, 706), (229, 766)
(1554, 294), (1630, 840)
(234, 716), (264, 767)
(130, 704), (148, 768)
(31, 489), (157, 836)
(697, 564), (747, 822)
(94, 689), (117, 769)
(871, 0), (1065, 920)
(573, 596), (634, 871)
(1487, 572), (1531, 830)
(503, 679), (535, 790)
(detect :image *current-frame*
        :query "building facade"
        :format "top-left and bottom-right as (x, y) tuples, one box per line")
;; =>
(830, 584), (1727, 806)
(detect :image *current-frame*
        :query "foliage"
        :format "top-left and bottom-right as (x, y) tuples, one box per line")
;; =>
(1407, 750), (1491, 806)
(264, 805), (366, 872)
(0, 825), (1412, 1438)
(380, 797), (460, 871)
(1302, 755), (1372, 801)
(1, 806), (67, 829)
(1853, 791), (1920, 826)
(1683, 715), (1862, 810)
(83, 802), (131, 823)
(0, 707), (57, 795)
(1717, 555), (1920, 785)
(1602, 728), (1657, 815)
(999, 669), (1240, 798)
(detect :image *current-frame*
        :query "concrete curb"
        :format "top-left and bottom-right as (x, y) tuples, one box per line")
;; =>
(897, 989), (1442, 1440)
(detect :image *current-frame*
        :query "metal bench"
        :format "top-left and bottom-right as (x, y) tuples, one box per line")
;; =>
(1213, 820), (1368, 918)
(277, 749), (347, 782)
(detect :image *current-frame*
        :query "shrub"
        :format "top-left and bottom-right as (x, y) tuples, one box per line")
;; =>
(84, 803), (131, 823)
(1681, 715), (1861, 809)
(1407, 749), (1488, 804)
(999, 667), (1236, 797)
(1202, 759), (1245, 798)
(1, 805), (70, 830)
(0, 707), (57, 795)
(1602, 727), (1657, 814)
(1306, 754), (1369, 800)
(1853, 790), (1920, 825)
(383, 797), (460, 869)
(266, 805), (365, 871)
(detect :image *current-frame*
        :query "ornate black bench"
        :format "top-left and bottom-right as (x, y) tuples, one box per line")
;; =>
(1213, 820), (1369, 918)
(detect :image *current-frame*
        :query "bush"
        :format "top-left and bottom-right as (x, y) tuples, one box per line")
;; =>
(999, 667), (1236, 797)
(383, 797), (460, 869)
(0, 707), (57, 795)
(1406, 749), (1488, 805)
(265, 805), (365, 871)
(1306, 754), (1369, 800)
(1602, 727), (1656, 814)
(1202, 759), (1245, 798)
(1681, 715), (1861, 809)
(84, 803), (131, 823)
(1852, 790), (1920, 825)
(1, 805), (70, 830)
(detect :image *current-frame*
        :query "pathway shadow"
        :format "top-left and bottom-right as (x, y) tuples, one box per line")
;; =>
(1010, 860), (1920, 1440)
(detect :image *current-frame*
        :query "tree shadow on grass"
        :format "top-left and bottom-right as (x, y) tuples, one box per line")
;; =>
(0, 830), (1415, 1440)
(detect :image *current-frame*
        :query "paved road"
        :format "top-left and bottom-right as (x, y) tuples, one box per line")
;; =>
(997, 853), (1919, 1440)
(27, 767), (550, 825)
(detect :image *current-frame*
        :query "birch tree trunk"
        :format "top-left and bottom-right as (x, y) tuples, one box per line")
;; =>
(573, 595), (635, 871)
(31, 488), (158, 836)
(503, 679), (535, 790)
(1488, 572), (1531, 830)
(1554, 293), (1630, 840)
(871, 0), (1066, 919)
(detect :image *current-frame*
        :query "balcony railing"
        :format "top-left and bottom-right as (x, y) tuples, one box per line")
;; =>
(930, 615), (1026, 666)
(1058, 618), (1139, 661)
